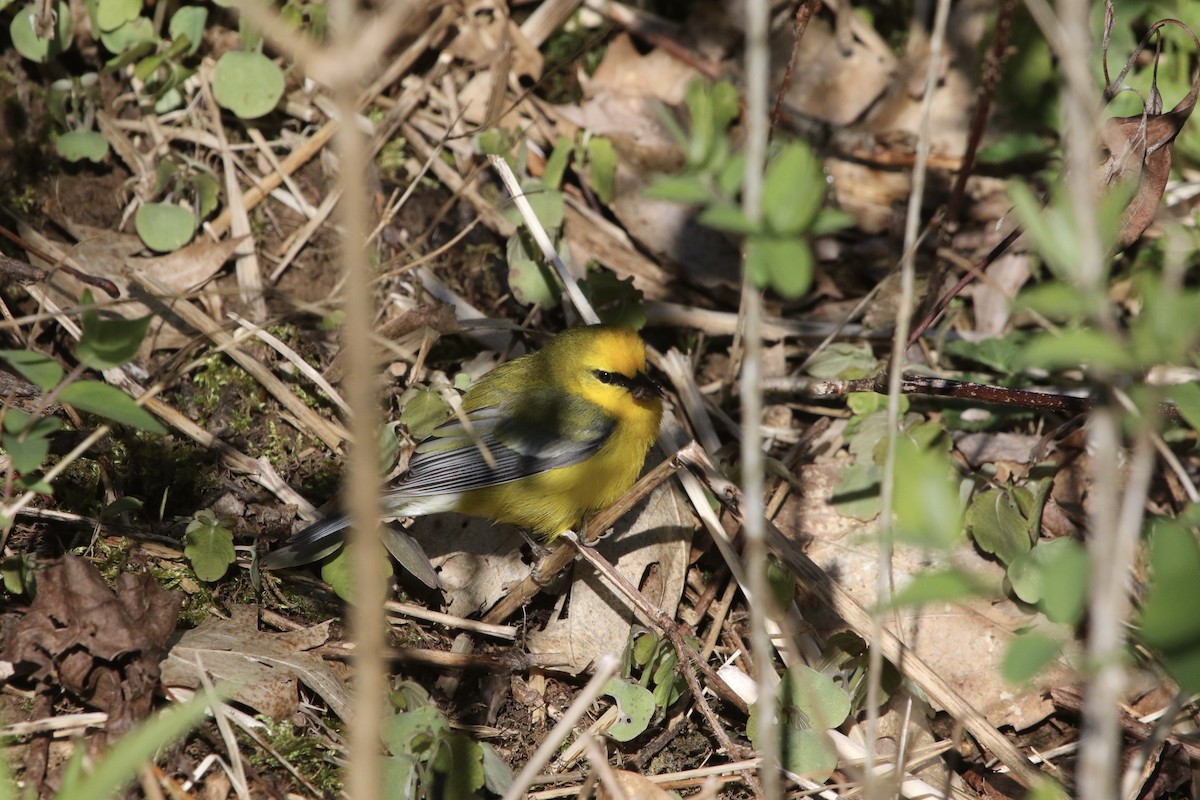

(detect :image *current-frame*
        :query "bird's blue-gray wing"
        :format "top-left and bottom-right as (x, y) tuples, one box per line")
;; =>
(262, 389), (613, 570)
(398, 389), (615, 496)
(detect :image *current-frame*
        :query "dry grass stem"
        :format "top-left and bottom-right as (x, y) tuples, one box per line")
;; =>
(209, 121), (339, 237)
(134, 270), (349, 449)
(198, 64), (266, 320)
(384, 600), (517, 639)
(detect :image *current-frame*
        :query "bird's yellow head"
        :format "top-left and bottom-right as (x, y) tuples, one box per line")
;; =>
(546, 326), (663, 422)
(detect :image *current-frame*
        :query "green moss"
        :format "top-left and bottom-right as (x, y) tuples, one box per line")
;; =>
(191, 353), (264, 432)
(90, 535), (135, 581)
(377, 136), (409, 182)
(2, 183), (39, 216)
(245, 717), (343, 794)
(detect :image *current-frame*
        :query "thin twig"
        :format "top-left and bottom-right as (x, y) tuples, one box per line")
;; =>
(871, 4), (952, 788)
(486, 154), (598, 324)
(741, 0), (775, 788)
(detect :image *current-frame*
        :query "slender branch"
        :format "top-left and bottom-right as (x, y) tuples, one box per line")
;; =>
(742, 0), (777, 786)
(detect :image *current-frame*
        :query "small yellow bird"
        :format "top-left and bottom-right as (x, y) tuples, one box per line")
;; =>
(263, 325), (664, 569)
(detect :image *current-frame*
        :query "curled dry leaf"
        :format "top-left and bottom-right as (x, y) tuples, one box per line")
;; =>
(1100, 19), (1200, 249)
(0, 555), (182, 739)
(411, 514), (529, 620)
(444, 0), (542, 82)
(596, 769), (674, 800)
(19, 221), (246, 355)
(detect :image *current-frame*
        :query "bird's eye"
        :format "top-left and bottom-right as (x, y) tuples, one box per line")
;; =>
(593, 370), (618, 385)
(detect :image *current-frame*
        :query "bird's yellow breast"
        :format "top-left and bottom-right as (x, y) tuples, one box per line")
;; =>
(454, 410), (659, 538)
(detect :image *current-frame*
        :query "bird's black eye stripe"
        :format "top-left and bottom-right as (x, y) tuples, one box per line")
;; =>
(593, 368), (662, 399)
(593, 369), (626, 387)
(593, 369), (640, 391)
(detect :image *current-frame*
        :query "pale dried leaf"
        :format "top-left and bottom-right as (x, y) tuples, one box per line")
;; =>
(585, 34), (698, 106)
(412, 515), (530, 619)
(785, 458), (1075, 731)
(19, 222), (241, 353)
(597, 769), (673, 800)
(969, 252), (1031, 337)
(445, 3), (541, 80)
(161, 606), (348, 721)
(773, 14), (895, 127)
(132, 236), (246, 294)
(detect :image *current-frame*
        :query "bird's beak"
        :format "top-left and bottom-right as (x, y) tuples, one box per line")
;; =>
(630, 372), (663, 402)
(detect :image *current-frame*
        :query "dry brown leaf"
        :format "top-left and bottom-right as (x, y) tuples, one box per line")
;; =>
(1101, 18), (1200, 249)
(0, 556), (182, 738)
(955, 431), (1046, 469)
(772, 12), (895, 127)
(560, 202), (675, 300)
(444, 0), (542, 81)
(1101, 95), (1198, 249)
(161, 606), (347, 721)
(555, 33), (697, 172)
(132, 236), (247, 295)
(19, 222), (244, 354)
(587, 34), (698, 106)
(969, 252), (1032, 337)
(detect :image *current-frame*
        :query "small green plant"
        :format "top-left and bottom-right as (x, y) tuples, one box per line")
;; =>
(5, 0), (296, 251)
(0, 551), (37, 595)
(101, 3), (208, 113)
(210, 48), (285, 120)
(47, 73), (108, 163)
(646, 79), (851, 299)
(603, 629), (693, 742)
(540, 133), (618, 205)
(1138, 510), (1200, 693)
(381, 680), (513, 799)
(746, 664), (850, 781)
(578, 268), (646, 329)
(0, 292), (164, 525)
(481, 131), (632, 317)
(183, 509), (235, 582)
(8, 0), (73, 64)
(134, 155), (221, 253)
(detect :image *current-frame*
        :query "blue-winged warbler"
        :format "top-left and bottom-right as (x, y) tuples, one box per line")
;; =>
(262, 325), (663, 568)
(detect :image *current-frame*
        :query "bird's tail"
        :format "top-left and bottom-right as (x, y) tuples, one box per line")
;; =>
(259, 514), (351, 569)
(259, 493), (457, 575)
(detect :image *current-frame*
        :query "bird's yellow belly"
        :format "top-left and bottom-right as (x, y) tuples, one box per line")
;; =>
(454, 432), (651, 540)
